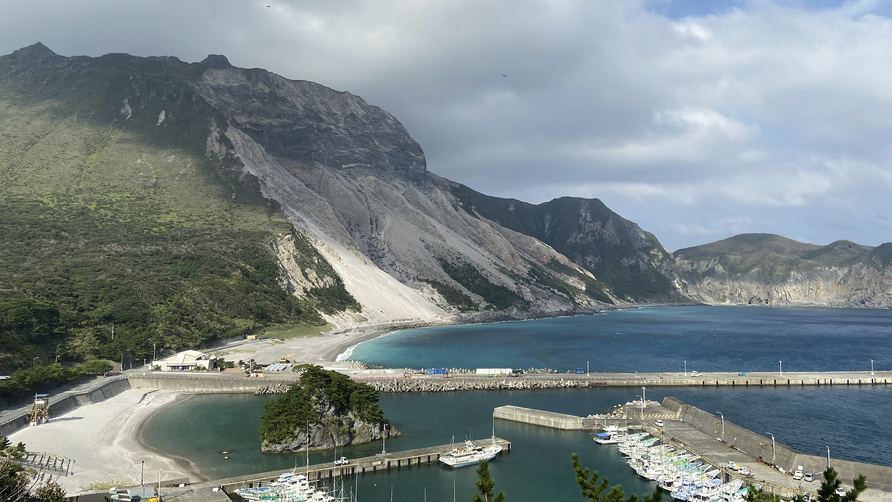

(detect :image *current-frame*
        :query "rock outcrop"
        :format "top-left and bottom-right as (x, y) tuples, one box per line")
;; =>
(261, 401), (400, 453)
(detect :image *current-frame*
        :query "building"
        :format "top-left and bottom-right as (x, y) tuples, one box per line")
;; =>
(153, 350), (216, 372)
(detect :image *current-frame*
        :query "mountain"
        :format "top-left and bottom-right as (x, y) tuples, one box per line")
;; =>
(675, 234), (892, 307)
(0, 43), (689, 369)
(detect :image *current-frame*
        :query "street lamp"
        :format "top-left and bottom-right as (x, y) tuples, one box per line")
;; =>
(636, 395), (644, 418)
(717, 412), (724, 439)
(871, 360), (875, 375)
(32, 356), (39, 367)
(382, 422), (388, 454)
(684, 361), (687, 377)
(826, 446), (831, 468)
(779, 360), (783, 376)
(642, 386), (646, 405)
(766, 432), (776, 461)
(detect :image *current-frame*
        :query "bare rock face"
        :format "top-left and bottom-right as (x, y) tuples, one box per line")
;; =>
(675, 236), (892, 308)
(192, 63), (427, 185)
(261, 406), (400, 453)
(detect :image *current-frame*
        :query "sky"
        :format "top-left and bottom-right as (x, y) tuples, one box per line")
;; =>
(2, 0), (891, 251)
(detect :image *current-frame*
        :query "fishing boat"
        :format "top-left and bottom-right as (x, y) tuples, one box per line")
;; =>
(439, 438), (503, 468)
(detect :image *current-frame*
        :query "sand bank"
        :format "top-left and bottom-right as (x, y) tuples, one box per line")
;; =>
(8, 389), (194, 496)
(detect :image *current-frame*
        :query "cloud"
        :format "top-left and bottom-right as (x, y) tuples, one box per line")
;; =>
(1, 0), (890, 249)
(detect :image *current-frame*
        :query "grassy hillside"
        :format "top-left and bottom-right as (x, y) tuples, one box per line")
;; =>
(675, 233), (878, 283)
(0, 47), (352, 372)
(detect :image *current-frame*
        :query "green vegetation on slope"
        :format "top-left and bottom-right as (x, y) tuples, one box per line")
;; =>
(674, 234), (879, 283)
(259, 365), (384, 445)
(449, 184), (682, 303)
(0, 50), (354, 375)
(437, 258), (527, 310)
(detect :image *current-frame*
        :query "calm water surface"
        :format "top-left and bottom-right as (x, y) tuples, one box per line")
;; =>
(347, 306), (892, 373)
(141, 307), (892, 501)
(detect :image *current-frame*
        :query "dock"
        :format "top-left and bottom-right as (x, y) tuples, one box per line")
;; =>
(494, 405), (586, 430)
(219, 437), (511, 492)
(494, 399), (892, 502)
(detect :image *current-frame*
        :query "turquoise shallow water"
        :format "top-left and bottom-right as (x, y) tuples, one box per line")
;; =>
(140, 307), (892, 501)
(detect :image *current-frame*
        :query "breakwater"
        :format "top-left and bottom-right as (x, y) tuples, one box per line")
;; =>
(128, 373), (292, 393)
(125, 371), (892, 395)
(662, 397), (892, 493)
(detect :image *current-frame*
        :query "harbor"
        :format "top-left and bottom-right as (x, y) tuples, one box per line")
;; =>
(494, 399), (892, 502)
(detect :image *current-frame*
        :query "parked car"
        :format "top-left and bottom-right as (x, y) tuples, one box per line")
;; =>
(804, 472), (815, 482)
(793, 470), (803, 480)
(334, 457), (349, 466)
(691, 371), (703, 377)
(655, 420), (664, 427)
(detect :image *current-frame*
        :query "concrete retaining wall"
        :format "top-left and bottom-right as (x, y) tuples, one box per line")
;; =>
(493, 405), (585, 430)
(128, 374), (284, 393)
(0, 378), (132, 436)
(662, 397), (892, 492)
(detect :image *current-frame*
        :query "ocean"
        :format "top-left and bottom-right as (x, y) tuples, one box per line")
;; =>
(140, 306), (892, 501)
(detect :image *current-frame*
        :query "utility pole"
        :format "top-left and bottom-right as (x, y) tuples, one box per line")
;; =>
(111, 323), (115, 341)
(141, 460), (144, 487)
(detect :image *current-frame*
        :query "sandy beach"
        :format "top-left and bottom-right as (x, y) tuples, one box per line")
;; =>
(8, 389), (194, 495)
(4, 326), (400, 496)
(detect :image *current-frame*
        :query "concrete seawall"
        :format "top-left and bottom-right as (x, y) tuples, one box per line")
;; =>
(494, 405), (586, 430)
(662, 398), (892, 492)
(128, 374), (295, 393)
(0, 377), (132, 436)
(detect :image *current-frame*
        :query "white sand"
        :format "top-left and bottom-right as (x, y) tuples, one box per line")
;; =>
(8, 389), (193, 495)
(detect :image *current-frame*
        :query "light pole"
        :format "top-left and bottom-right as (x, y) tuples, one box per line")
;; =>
(717, 412), (724, 439)
(684, 361), (687, 377)
(587, 361), (589, 375)
(636, 395), (644, 418)
(767, 432), (776, 461)
(779, 360), (783, 376)
(826, 446), (831, 468)
(141, 460), (144, 487)
(871, 360), (874, 375)
(32, 356), (39, 367)
(382, 423), (388, 455)
(153, 343), (156, 365)
(642, 386), (646, 406)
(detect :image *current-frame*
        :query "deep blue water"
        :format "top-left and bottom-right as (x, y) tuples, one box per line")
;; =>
(347, 306), (892, 373)
(141, 307), (892, 501)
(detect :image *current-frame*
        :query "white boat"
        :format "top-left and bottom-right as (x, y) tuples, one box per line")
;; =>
(439, 438), (503, 468)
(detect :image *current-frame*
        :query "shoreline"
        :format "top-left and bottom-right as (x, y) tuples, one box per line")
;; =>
(8, 389), (195, 496)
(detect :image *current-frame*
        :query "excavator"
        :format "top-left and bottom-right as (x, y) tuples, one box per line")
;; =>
(279, 354), (296, 363)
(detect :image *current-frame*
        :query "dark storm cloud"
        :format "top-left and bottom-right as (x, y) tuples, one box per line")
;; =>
(2, 0), (890, 250)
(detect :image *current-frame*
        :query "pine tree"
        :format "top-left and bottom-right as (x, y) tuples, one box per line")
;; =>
(474, 459), (506, 502)
(571, 453), (663, 502)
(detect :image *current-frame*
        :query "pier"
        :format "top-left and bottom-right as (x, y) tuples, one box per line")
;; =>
(219, 437), (511, 492)
(493, 399), (892, 502)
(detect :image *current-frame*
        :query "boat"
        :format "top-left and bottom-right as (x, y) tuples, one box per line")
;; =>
(439, 438), (503, 468)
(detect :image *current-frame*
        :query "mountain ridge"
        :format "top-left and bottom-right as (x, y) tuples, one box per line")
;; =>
(2, 43), (891, 372)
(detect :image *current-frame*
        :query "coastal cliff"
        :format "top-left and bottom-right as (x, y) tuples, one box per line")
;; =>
(675, 235), (892, 308)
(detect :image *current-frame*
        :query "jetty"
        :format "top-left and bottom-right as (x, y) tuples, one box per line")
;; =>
(494, 400), (892, 502)
(136, 438), (511, 502)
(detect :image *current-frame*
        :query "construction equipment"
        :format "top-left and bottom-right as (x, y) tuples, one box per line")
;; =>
(279, 354), (296, 363)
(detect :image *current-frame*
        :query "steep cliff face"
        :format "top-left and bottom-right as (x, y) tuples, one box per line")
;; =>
(189, 58), (651, 319)
(449, 185), (687, 303)
(675, 235), (892, 308)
